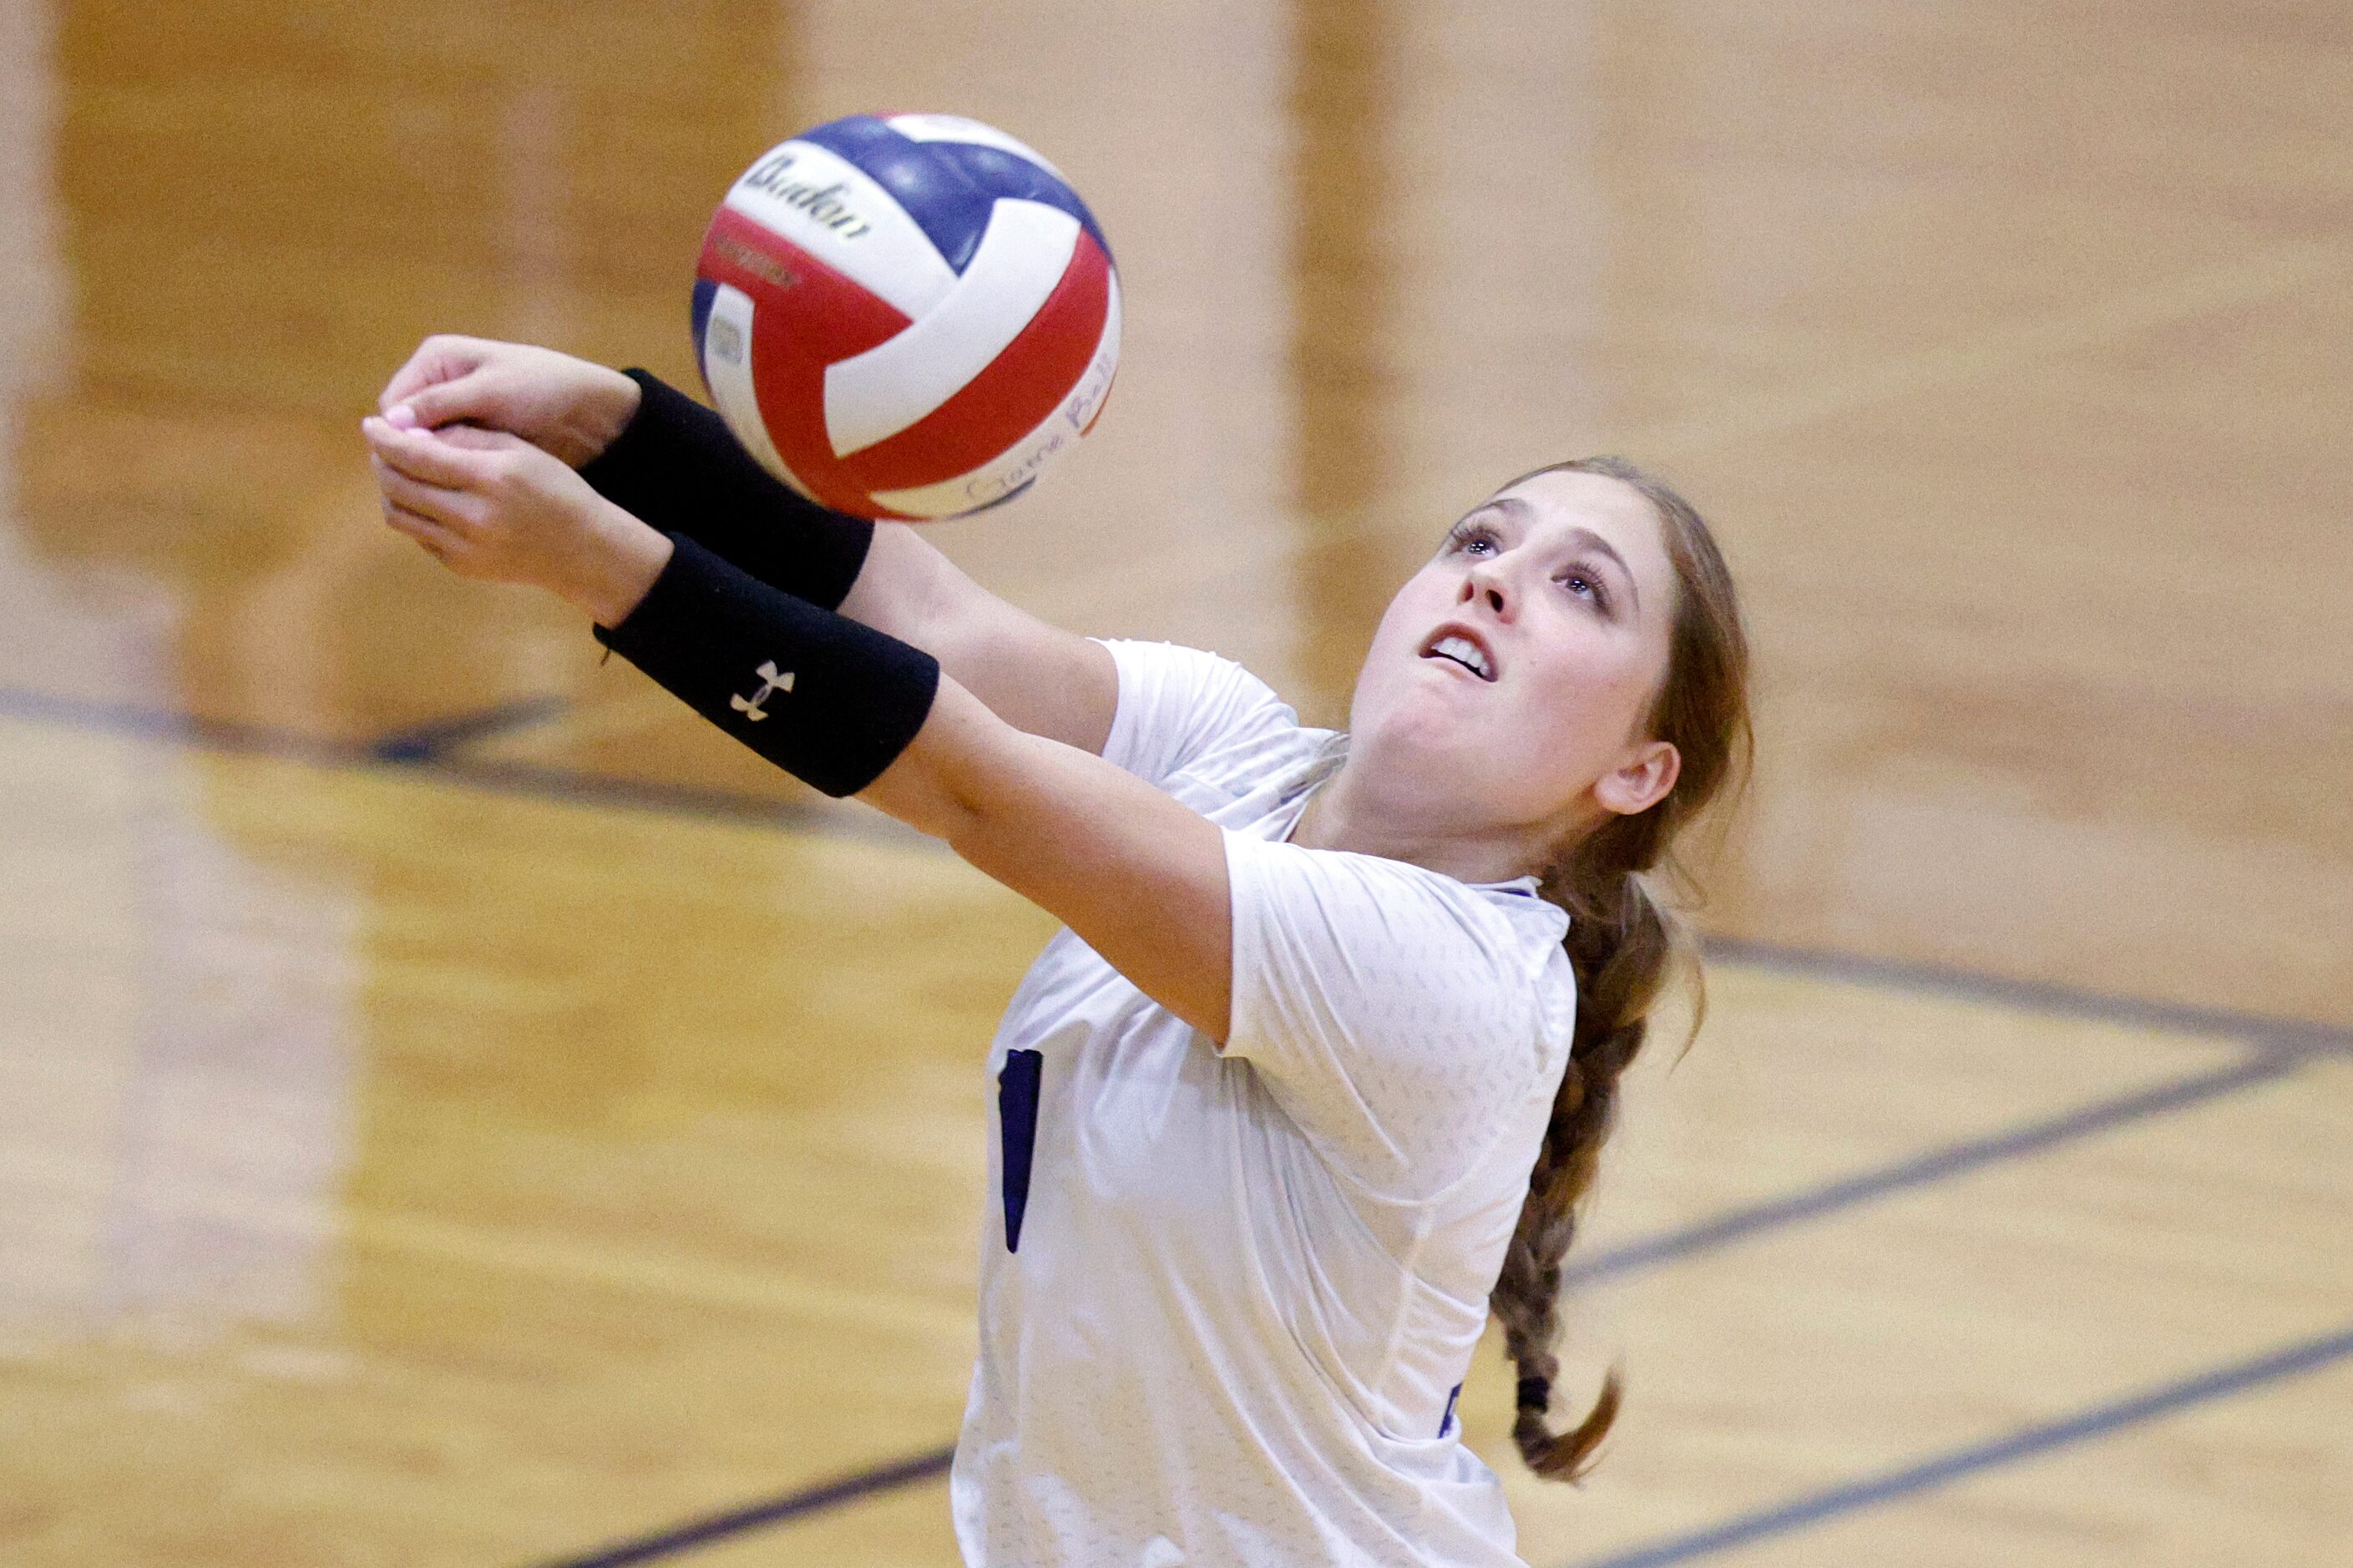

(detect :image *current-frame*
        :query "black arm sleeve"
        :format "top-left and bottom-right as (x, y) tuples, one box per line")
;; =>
(577, 370), (874, 610)
(594, 534), (939, 800)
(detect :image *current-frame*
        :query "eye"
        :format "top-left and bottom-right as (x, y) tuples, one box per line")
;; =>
(1558, 569), (1611, 610)
(1448, 523), (1499, 556)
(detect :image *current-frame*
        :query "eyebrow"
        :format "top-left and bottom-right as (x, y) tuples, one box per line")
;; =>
(1476, 496), (1642, 616)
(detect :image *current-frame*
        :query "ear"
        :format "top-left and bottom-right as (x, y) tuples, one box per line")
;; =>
(1594, 739), (1679, 817)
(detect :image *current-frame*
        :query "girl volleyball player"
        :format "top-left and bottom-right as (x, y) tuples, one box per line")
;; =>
(362, 336), (1753, 1567)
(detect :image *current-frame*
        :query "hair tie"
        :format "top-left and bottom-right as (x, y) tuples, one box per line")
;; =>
(1516, 1376), (1551, 1411)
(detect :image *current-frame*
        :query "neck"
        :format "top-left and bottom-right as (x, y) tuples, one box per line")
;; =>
(1288, 756), (1562, 885)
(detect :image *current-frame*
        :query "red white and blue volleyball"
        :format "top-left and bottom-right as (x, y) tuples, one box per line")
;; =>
(691, 114), (1120, 521)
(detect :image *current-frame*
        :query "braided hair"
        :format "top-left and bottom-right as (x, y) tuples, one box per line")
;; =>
(1488, 457), (1753, 1479)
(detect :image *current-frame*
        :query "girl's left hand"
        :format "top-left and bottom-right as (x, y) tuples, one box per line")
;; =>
(362, 414), (673, 627)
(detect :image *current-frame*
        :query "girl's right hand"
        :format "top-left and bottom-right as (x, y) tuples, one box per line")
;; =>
(377, 336), (643, 468)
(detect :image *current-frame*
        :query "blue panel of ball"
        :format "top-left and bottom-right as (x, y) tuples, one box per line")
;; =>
(797, 116), (997, 275)
(923, 140), (1113, 264)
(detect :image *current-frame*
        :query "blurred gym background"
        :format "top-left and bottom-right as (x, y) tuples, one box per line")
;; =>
(2, 2), (2346, 1563)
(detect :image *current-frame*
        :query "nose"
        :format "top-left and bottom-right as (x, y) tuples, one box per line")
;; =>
(1459, 559), (1510, 619)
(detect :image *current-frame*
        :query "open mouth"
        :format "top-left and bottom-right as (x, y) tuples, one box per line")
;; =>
(1420, 626), (1497, 681)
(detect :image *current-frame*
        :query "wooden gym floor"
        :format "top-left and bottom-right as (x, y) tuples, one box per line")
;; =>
(2, 1), (2347, 1563)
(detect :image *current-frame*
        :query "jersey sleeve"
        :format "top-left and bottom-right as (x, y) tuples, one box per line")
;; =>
(1220, 831), (1572, 1196)
(1090, 638), (1300, 790)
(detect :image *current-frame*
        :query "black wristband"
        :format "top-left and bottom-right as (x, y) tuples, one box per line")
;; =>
(594, 534), (939, 799)
(579, 369), (875, 610)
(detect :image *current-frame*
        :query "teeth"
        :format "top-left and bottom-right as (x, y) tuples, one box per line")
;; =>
(1430, 635), (1492, 678)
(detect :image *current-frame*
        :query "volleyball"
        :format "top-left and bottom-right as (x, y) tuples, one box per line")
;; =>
(690, 114), (1120, 522)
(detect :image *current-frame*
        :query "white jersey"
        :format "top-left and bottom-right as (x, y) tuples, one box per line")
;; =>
(950, 638), (1578, 1568)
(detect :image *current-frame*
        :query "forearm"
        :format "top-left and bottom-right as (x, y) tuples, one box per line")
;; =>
(867, 683), (1232, 1038)
(595, 534), (939, 797)
(589, 529), (1032, 812)
(812, 509), (1121, 756)
(578, 370), (876, 611)
(834, 520), (969, 645)
(862, 675), (1086, 849)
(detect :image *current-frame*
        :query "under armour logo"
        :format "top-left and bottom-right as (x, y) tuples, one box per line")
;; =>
(730, 660), (796, 721)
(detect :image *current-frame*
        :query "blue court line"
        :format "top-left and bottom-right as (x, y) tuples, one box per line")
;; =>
(0, 684), (578, 771)
(0, 684), (906, 844)
(0, 684), (353, 764)
(1562, 1048), (2310, 1288)
(367, 694), (571, 761)
(416, 752), (875, 837)
(1558, 1322), (2353, 1568)
(0, 683), (549, 767)
(522, 1445), (956, 1568)
(1703, 933), (2350, 1058)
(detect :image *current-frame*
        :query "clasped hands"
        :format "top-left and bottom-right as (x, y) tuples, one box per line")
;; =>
(361, 335), (673, 628)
